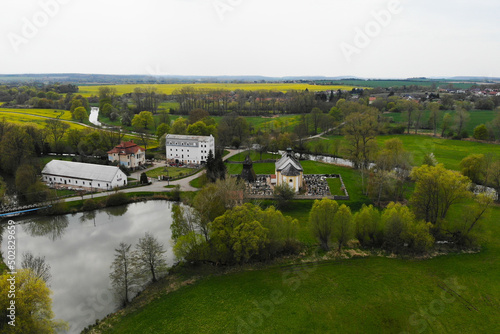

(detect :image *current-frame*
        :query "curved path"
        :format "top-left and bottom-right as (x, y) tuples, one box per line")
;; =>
(63, 149), (241, 202)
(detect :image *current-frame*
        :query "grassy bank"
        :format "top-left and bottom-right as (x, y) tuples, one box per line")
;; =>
(90, 203), (500, 334)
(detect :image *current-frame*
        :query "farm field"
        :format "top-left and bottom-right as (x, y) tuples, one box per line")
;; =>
(0, 111), (87, 131)
(98, 203), (500, 334)
(76, 83), (365, 97)
(384, 109), (499, 135)
(0, 108), (73, 120)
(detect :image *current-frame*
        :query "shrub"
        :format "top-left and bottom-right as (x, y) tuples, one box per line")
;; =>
(473, 124), (489, 141)
(82, 199), (99, 211)
(106, 192), (129, 207)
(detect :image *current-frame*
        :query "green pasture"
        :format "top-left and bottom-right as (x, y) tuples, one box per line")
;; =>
(145, 166), (197, 179)
(99, 202), (500, 334)
(383, 109), (499, 134)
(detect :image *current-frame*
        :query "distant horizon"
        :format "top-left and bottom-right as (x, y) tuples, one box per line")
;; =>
(1, 72), (500, 81)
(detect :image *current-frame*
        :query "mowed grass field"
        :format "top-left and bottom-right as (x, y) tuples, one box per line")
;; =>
(384, 109), (499, 135)
(318, 134), (500, 171)
(77, 83), (364, 97)
(100, 205), (500, 334)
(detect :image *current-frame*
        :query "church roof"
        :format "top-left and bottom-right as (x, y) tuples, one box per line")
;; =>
(280, 163), (301, 176)
(275, 151), (303, 172)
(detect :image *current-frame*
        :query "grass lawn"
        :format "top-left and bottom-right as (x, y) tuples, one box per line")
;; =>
(326, 177), (343, 196)
(189, 174), (208, 189)
(99, 204), (500, 334)
(318, 134), (500, 171)
(384, 109), (499, 135)
(145, 166), (197, 178)
(227, 150), (280, 162)
(377, 135), (500, 170)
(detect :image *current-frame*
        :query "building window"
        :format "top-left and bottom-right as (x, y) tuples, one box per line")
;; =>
(75, 181), (78, 184)
(98, 183), (100, 187)
(83, 182), (85, 185)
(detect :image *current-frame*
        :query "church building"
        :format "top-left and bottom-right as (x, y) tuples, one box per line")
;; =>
(275, 149), (303, 192)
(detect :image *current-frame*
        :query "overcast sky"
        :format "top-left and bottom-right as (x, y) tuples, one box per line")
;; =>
(1, 0), (499, 78)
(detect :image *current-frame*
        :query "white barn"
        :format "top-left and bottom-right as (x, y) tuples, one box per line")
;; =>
(165, 134), (215, 164)
(41, 160), (127, 190)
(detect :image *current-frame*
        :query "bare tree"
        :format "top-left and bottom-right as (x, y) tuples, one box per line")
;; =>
(21, 252), (51, 285)
(110, 242), (137, 307)
(132, 232), (167, 283)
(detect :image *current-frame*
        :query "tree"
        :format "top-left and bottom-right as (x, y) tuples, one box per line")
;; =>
(343, 107), (379, 169)
(333, 204), (353, 251)
(454, 106), (469, 136)
(353, 204), (382, 247)
(0, 269), (68, 333)
(445, 193), (494, 246)
(131, 111), (154, 129)
(428, 102), (441, 136)
(410, 164), (471, 225)
(487, 160), (500, 202)
(110, 242), (137, 307)
(0, 125), (35, 174)
(171, 204), (197, 241)
(132, 232), (167, 283)
(473, 124), (489, 141)
(189, 108), (210, 124)
(309, 198), (339, 250)
(187, 121), (215, 136)
(273, 183), (295, 209)
(460, 154), (485, 184)
(72, 106), (88, 122)
(193, 177), (244, 240)
(21, 252), (51, 284)
(309, 107), (323, 135)
(205, 149), (226, 182)
(170, 117), (188, 134)
(140, 172), (148, 184)
(156, 123), (170, 140)
(15, 164), (38, 199)
(45, 119), (70, 147)
(441, 113), (452, 137)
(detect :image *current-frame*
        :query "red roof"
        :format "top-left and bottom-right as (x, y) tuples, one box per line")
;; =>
(107, 140), (145, 155)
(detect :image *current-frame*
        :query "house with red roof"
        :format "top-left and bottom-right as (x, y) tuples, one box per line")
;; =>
(107, 140), (146, 169)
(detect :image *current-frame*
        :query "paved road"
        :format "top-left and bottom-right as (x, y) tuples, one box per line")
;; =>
(63, 149), (242, 202)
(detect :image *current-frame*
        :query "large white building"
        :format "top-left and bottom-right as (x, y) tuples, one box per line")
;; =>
(165, 134), (215, 164)
(41, 160), (127, 190)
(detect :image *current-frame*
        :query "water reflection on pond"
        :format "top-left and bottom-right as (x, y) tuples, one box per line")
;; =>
(1, 200), (175, 334)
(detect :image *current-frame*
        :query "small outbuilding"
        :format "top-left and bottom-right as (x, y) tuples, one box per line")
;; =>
(41, 160), (127, 190)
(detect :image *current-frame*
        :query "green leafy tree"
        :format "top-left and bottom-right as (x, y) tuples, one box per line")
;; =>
(0, 269), (68, 333)
(72, 106), (88, 122)
(131, 111), (154, 129)
(156, 123), (170, 140)
(473, 124), (489, 141)
(410, 164), (471, 225)
(273, 183), (295, 209)
(309, 198), (339, 250)
(0, 125), (35, 174)
(460, 154), (485, 184)
(333, 204), (353, 251)
(353, 204), (382, 247)
(441, 113), (452, 137)
(171, 117), (188, 134)
(45, 119), (70, 147)
(189, 108), (210, 124)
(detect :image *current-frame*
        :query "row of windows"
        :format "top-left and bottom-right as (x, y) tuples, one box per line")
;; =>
(44, 176), (109, 188)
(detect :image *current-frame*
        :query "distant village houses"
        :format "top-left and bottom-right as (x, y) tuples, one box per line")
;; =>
(165, 134), (215, 164)
(107, 140), (145, 169)
(42, 160), (127, 190)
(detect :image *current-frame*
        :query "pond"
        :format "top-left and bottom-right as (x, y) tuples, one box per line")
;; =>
(1, 200), (176, 333)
